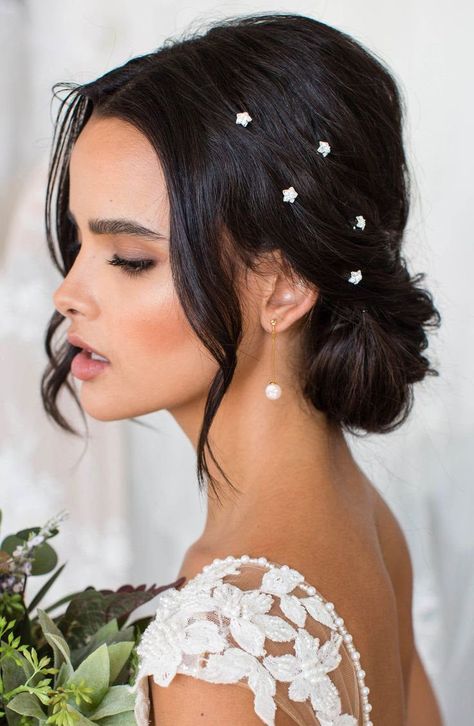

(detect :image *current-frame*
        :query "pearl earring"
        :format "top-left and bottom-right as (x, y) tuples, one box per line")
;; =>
(264, 318), (282, 400)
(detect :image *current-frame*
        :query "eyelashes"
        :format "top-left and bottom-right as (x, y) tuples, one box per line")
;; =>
(106, 254), (156, 277)
(66, 241), (155, 278)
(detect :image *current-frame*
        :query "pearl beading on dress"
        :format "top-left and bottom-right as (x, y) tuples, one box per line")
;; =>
(203, 554), (374, 726)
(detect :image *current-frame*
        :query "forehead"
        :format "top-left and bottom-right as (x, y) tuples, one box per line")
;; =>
(68, 114), (168, 226)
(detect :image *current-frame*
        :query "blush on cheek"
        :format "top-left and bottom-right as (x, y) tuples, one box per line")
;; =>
(116, 291), (219, 415)
(128, 341), (217, 417)
(78, 290), (219, 423)
(132, 289), (195, 356)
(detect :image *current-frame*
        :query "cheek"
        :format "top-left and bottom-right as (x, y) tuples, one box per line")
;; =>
(116, 277), (218, 402)
(129, 284), (187, 355)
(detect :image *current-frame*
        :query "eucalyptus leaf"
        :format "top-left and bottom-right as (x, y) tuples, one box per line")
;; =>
(1, 534), (25, 555)
(107, 642), (134, 685)
(30, 542), (58, 576)
(1, 535), (58, 576)
(67, 643), (110, 710)
(16, 524), (58, 541)
(15, 527), (41, 540)
(89, 686), (136, 720)
(6, 693), (46, 719)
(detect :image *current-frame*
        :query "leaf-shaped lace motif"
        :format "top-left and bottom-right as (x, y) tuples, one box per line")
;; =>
(230, 616), (266, 656)
(253, 612), (298, 642)
(301, 595), (338, 630)
(279, 592), (308, 626)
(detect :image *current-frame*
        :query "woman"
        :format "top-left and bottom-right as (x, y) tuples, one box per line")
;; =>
(42, 12), (443, 725)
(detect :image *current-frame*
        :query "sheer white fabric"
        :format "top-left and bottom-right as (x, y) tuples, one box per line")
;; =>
(129, 554), (373, 725)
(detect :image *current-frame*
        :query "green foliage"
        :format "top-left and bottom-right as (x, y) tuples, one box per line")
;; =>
(1, 537), (57, 578)
(0, 609), (136, 725)
(0, 510), (186, 725)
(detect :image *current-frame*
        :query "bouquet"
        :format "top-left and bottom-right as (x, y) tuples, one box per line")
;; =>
(0, 510), (185, 725)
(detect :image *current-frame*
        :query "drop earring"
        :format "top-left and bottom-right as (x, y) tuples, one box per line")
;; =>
(264, 318), (282, 400)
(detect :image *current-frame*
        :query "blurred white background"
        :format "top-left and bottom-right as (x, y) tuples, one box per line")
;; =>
(0, 1), (472, 723)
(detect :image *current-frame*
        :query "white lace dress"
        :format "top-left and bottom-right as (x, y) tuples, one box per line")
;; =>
(128, 554), (374, 725)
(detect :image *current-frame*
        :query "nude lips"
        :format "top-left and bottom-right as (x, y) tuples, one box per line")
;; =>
(71, 349), (110, 381)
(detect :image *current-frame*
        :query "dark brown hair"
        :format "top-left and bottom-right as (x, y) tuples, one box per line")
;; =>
(41, 12), (441, 501)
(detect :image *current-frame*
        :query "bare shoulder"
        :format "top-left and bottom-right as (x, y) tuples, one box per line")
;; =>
(150, 674), (295, 726)
(150, 481), (416, 725)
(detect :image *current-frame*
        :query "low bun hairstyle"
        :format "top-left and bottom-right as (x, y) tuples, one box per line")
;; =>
(41, 12), (441, 497)
(302, 262), (440, 433)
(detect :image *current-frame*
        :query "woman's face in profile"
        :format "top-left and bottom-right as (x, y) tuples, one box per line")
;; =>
(53, 114), (221, 424)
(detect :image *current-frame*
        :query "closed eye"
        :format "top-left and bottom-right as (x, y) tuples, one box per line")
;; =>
(106, 254), (156, 277)
(65, 241), (155, 278)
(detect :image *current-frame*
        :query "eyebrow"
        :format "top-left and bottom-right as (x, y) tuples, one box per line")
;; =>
(66, 209), (168, 242)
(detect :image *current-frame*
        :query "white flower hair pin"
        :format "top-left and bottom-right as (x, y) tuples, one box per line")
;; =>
(235, 111), (252, 127)
(282, 186), (298, 203)
(317, 140), (331, 157)
(348, 269), (363, 285)
(353, 215), (366, 230)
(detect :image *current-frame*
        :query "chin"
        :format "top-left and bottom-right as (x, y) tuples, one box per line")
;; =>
(81, 404), (127, 422)
(79, 389), (137, 421)
(79, 387), (167, 422)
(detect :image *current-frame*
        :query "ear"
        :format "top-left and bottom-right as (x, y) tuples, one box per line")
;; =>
(256, 251), (319, 334)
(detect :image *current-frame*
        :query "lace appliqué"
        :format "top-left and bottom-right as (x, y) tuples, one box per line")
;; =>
(129, 555), (373, 725)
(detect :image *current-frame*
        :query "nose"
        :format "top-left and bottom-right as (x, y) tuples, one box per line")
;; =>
(53, 277), (81, 319)
(53, 269), (97, 321)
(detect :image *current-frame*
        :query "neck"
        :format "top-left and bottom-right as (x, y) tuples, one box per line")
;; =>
(170, 363), (357, 558)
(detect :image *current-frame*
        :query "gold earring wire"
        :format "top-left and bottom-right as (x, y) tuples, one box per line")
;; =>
(271, 318), (277, 381)
(264, 318), (282, 400)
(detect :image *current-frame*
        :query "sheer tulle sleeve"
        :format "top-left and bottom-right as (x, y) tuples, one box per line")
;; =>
(129, 554), (374, 725)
